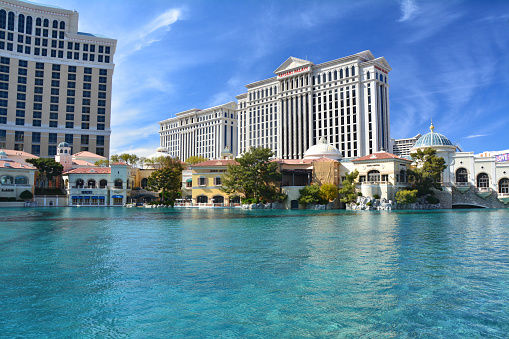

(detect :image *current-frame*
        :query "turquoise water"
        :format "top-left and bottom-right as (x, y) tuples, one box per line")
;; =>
(0, 208), (508, 338)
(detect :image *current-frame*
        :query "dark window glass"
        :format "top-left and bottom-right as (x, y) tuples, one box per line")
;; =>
(18, 14), (25, 33)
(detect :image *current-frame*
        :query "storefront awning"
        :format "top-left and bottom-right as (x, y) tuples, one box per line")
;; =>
(92, 196), (99, 199)
(112, 195), (123, 198)
(99, 196), (106, 200)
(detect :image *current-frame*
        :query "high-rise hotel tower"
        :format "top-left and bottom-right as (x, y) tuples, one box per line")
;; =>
(236, 50), (390, 159)
(0, 0), (116, 157)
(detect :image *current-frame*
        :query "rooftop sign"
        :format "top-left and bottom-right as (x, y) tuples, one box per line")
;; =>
(277, 66), (309, 78)
(495, 153), (509, 162)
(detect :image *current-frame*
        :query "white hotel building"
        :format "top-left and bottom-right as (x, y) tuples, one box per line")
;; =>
(159, 102), (238, 161)
(236, 50), (391, 159)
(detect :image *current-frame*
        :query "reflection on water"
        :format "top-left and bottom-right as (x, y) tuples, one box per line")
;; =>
(0, 207), (508, 338)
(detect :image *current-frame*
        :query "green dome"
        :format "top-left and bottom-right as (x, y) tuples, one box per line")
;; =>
(58, 142), (70, 148)
(412, 122), (453, 149)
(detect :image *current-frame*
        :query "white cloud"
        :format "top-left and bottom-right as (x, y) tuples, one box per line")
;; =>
(464, 134), (491, 139)
(398, 0), (419, 22)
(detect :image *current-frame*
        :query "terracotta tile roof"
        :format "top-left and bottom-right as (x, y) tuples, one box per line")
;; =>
(64, 167), (111, 174)
(110, 162), (129, 166)
(3, 149), (39, 159)
(72, 151), (107, 159)
(191, 159), (239, 167)
(352, 151), (412, 162)
(72, 159), (96, 166)
(0, 160), (36, 169)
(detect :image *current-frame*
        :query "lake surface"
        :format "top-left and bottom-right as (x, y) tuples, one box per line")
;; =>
(0, 207), (508, 338)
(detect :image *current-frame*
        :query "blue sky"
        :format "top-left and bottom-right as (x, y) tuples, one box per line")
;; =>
(35, 0), (509, 157)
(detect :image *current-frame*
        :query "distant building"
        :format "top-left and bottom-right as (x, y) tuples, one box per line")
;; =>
(0, 0), (116, 158)
(159, 102), (238, 161)
(236, 50), (391, 159)
(391, 134), (421, 157)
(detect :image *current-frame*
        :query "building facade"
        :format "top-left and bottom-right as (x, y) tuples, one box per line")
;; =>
(159, 102), (238, 161)
(236, 50), (391, 160)
(0, 0), (116, 158)
(391, 134), (421, 157)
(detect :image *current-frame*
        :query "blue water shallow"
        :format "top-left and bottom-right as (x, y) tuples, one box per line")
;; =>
(0, 208), (508, 338)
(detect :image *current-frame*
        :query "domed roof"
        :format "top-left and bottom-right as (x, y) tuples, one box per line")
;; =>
(220, 146), (232, 155)
(148, 147), (173, 159)
(0, 149), (7, 158)
(304, 137), (343, 160)
(412, 122), (453, 149)
(58, 142), (70, 148)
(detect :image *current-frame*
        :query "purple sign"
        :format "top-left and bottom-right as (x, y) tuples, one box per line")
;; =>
(495, 153), (509, 162)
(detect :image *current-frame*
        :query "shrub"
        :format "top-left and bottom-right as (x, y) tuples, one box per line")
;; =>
(366, 202), (372, 206)
(20, 190), (33, 200)
(426, 195), (440, 204)
(395, 190), (418, 204)
(373, 194), (380, 199)
(357, 192), (362, 196)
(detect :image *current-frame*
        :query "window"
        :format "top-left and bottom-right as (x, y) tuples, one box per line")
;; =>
(31, 144), (40, 156)
(66, 114), (74, 120)
(65, 134), (73, 144)
(499, 178), (509, 194)
(81, 135), (89, 145)
(84, 67), (92, 74)
(50, 113), (58, 119)
(15, 118), (24, 125)
(48, 133), (57, 144)
(15, 131), (24, 142)
(198, 177), (206, 186)
(97, 124), (105, 130)
(114, 179), (123, 189)
(32, 132), (41, 143)
(214, 176), (222, 186)
(49, 120), (58, 127)
(456, 168), (468, 183)
(477, 173), (489, 188)
(96, 135), (104, 146)
(81, 123), (89, 129)
(65, 121), (73, 128)
(367, 170), (380, 182)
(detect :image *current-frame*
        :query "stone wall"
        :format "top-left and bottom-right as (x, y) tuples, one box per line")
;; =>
(452, 187), (508, 209)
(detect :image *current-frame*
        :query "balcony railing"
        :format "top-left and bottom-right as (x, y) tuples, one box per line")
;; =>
(70, 185), (108, 189)
(359, 181), (389, 185)
(498, 193), (509, 198)
(455, 182), (470, 187)
(476, 187), (491, 192)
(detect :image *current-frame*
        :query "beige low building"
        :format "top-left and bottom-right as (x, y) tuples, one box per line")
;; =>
(0, 149), (36, 204)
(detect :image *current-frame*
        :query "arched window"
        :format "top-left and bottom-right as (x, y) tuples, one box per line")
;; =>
(36, 17), (41, 26)
(114, 179), (123, 188)
(322, 73), (326, 83)
(59, 21), (65, 30)
(99, 179), (108, 188)
(351, 66), (355, 76)
(185, 178), (192, 188)
(269, 87), (272, 96)
(367, 170), (380, 182)
(0, 10), (6, 29)
(76, 179), (84, 188)
(26, 16), (32, 34)
(1, 175), (14, 184)
(230, 196), (240, 204)
(339, 69), (343, 78)
(197, 196), (208, 203)
(7, 12), (14, 31)
(334, 70), (337, 80)
(52, 20), (58, 29)
(366, 71), (370, 80)
(456, 168), (468, 183)
(17, 14), (24, 33)
(141, 178), (148, 189)
(15, 176), (29, 185)
(212, 195), (224, 204)
(499, 178), (509, 194)
(477, 173), (489, 188)
(43, 18), (49, 27)
(328, 72), (331, 82)
(345, 67), (349, 77)
(87, 179), (96, 188)
(274, 86), (277, 94)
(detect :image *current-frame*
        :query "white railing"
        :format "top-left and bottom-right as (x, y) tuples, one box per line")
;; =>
(455, 182), (470, 187)
(476, 187), (491, 192)
(498, 193), (509, 198)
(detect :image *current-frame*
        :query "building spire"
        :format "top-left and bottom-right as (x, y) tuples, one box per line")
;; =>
(430, 118), (435, 133)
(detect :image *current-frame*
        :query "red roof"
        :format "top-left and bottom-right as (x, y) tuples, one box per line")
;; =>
(352, 151), (412, 162)
(0, 160), (36, 169)
(72, 151), (106, 159)
(3, 149), (39, 159)
(64, 167), (111, 174)
(191, 159), (239, 167)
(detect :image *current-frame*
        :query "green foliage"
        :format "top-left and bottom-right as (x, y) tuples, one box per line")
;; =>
(357, 192), (362, 196)
(320, 183), (338, 202)
(146, 157), (184, 206)
(339, 169), (359, 204)
(395, 189), (418, 204)
(298, 184), (327, 205)
(373, 194), (380, 199)
(221, 147), (281, 202)
(366, 202), (372, 206)
(185, 156), (208, 165)
(20, 190), (33, 200)
(26, 158), (64, 188)
(94, 159), (109, 167)
(426, 195), (440, 204)
(407, 148), (447, 197)
(109, 153), (142, 167)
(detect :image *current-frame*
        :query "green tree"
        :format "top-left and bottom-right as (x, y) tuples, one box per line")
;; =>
(20, 190), (33, 200)
(407, 148), (447, 197)
(26, 158), (64, 189)
(110, 154), (121, 163)
(338, 169), (359, 204)
(320, 183), (338, 202)
(94, 159), (109, 167)
(298, 184), (327, 205)
(185, 156), (208, 165)
(146, 157), (184, 205)
(395, 189), (418, 204)
(221, 147), (282, 202)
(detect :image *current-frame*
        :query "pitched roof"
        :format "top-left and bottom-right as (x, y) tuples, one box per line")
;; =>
(0, 159), (36, 169)
(72, 159), (96, 166)
(64, 167), (111, 174)
(2, 149), (39, 159)
(72, 151), (107, 159)
(191, 159), (239, 167)
(352, 151), (412, 162)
